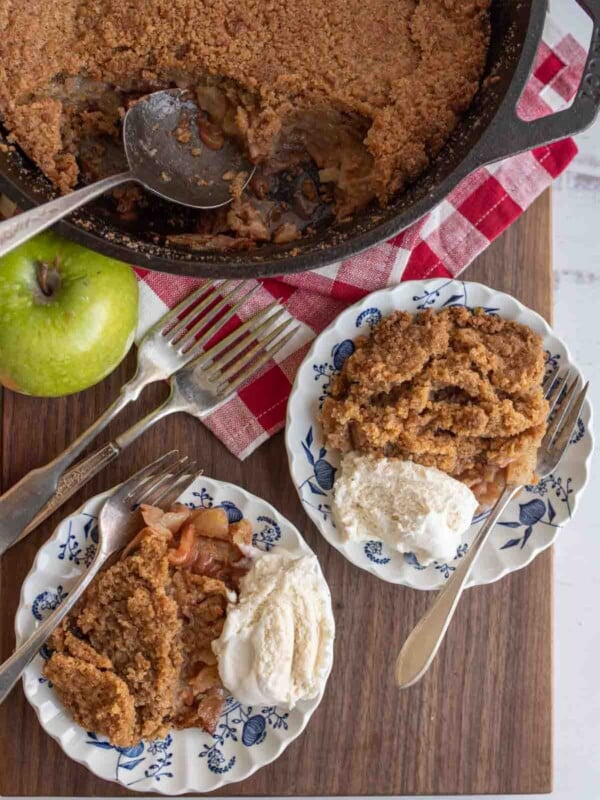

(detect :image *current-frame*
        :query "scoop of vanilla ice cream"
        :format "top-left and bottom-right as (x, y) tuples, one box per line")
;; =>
(212, 550), (334, 708)
(332, 452), (477, 565)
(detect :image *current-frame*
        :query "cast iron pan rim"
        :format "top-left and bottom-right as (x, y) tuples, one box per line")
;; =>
(0, 0), (547, 278)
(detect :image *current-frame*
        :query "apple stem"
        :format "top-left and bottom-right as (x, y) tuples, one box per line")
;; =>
(35, 260), (59, 298)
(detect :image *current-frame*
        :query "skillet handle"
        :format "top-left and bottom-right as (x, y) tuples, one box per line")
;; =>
(483, 0), (600, 162)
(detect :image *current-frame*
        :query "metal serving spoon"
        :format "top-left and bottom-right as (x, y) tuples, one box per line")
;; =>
(0, 89), (254, 258)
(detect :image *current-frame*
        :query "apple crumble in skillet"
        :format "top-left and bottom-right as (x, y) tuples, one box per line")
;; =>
(0, 0), (491, 250)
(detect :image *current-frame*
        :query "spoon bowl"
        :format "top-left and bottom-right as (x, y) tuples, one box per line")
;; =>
(0, 89), (255, 258)
(124, 89), (255, 209)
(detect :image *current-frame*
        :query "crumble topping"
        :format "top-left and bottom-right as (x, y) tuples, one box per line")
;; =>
(320, 307), (549, 507)
(44, 504), (253, 746)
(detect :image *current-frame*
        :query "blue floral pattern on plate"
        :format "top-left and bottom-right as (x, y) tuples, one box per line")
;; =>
(199, 698), (289, 774)
(364, 540), (391, 564)
(58, 514), (98, 567)
(252, 515), (282, 551)
(298, 427), (336, 523)
(16, 477), (333, 794)
(287, 278), (593, 591)
(32, 585), (68, 621)
(85, 733), (173, 784)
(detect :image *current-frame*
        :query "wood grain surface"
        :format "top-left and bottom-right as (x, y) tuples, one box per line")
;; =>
(0, 190), (553, 796)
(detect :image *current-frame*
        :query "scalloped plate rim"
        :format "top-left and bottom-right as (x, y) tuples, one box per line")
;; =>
(285, 278), (594, 590)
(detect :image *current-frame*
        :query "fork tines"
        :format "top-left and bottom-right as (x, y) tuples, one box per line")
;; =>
(541, 368), (588, 459)
(149, 279), (300, 397)
(199, 302), (299, 396)
(542, 368), (559, 396)
(152, 280), (260, 355)
(543, 367), (571, 414)
(135, 455), (197, 508)
(122, 451), (197, 509)
(174, 282), (261, 356)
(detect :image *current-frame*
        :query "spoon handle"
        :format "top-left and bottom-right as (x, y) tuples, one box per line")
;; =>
(0, 171), (133, 258)
(395, 484), (520, 688)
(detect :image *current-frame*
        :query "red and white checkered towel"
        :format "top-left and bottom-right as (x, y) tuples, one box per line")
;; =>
(136, 15), (587, 460)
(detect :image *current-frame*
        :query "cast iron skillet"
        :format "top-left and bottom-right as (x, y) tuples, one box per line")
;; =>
(0, 0), (599, 279)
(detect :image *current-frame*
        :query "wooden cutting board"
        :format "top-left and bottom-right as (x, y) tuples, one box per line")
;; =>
(0, 190), (553, 796)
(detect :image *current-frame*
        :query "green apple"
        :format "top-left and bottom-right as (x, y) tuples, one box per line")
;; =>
(0, 231), (139, 396)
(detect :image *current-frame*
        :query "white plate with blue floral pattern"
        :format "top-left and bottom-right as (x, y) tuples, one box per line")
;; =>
(285, 279), (593, 590)
(15, 477), (334, 794)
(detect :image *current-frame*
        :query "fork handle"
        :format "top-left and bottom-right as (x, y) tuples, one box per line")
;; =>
(11, 387), (185, 547)
(395, 484), (520, 688)
(0, 545), (107, 704)
(0, 373), (147, 557)
(15, 444), (121, 544)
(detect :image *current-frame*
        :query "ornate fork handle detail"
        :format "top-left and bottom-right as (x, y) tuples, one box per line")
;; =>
(14, 387), (189, 542)
(0, 372), (146, 557)
(16, 444), (121, 543)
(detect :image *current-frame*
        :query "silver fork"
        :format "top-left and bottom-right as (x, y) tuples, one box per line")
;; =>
(0, 451), (197, 704)
(12, 302), (298, 546)
(0, 279), (258, 555)
(395, 369), (589, 688)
